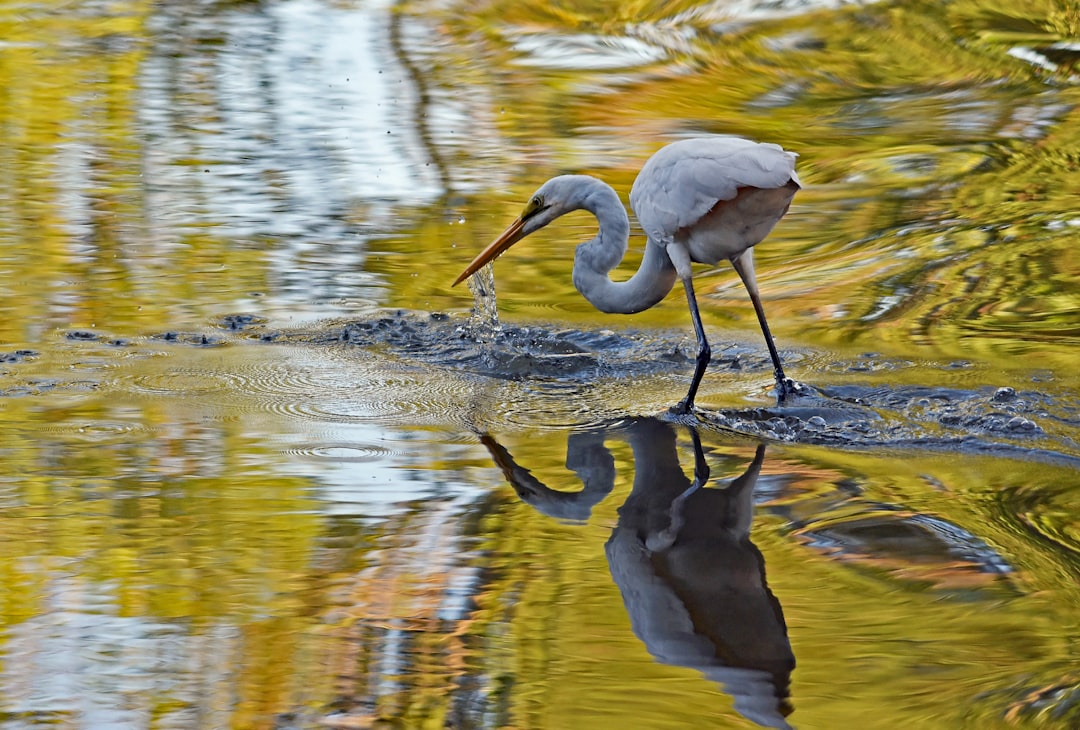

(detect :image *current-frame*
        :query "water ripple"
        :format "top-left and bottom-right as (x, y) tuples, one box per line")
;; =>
(284, 442), (394, 463)
(129, 370), (244, 397)
(36, 419), (154, 444)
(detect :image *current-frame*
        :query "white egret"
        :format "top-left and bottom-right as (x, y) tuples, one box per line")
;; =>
(454, 136), (800, 413)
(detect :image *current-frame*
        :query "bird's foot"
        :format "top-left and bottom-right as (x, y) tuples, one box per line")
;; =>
(669, 399), (695, 416)
(775, 377), (804, 403)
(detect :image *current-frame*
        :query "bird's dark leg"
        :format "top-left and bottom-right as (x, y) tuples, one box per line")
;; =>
(731, 249), (792, 402)
(672, 273), (711, 415)
(663, 243), (711, 414)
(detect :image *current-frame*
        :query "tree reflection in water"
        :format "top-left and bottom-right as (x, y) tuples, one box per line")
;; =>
(482, 419), (795, 729)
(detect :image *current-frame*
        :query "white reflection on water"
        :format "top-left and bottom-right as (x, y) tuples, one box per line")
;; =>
(136, 0), (446, 319)
(1, 574), (234, 729)
(288, 421), (486, 521)
(142, 0), (442, 233)
(506, 32), (669, 70)
(502, 0), (879, 72)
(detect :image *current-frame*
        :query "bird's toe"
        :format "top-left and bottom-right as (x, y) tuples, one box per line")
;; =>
(669, 400), (694, 416)
(776, 377), (807, 402)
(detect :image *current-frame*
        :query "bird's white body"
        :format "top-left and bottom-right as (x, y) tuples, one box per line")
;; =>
(455, 136), (801, 411)
(631, 137), (800, 265)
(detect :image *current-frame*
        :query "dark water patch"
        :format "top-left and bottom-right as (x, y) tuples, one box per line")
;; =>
(0, 379), (99, 398)
(149, 331), (227, 347)
(0, 350), (38, 363)
(281, 309), (775, 385)
(62, 330), (137, 348)
(65, 330), (103, 342)
(693, 383), (1080, 466)
(214, 313), (268, 331)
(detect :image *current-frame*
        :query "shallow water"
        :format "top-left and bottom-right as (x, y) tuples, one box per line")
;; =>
(1, 0), (1079, 728)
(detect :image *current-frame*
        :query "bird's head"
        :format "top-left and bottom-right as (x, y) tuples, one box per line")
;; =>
(452, 177), (586, 287)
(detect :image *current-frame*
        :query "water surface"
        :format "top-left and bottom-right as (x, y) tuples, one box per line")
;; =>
(1, 0), (1079, 728)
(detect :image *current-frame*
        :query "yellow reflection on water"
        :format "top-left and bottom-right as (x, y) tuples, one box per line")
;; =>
(1, 0), (1079, 727)
(388, 0), (1080, 375)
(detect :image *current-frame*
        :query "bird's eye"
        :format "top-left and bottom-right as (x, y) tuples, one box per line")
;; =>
(522, 195), (544, 218)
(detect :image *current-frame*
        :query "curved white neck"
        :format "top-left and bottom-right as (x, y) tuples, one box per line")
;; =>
(568, 178), (677, 315)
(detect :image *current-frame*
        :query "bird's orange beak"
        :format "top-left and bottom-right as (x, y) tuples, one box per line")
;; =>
(452, 215), (528, 286)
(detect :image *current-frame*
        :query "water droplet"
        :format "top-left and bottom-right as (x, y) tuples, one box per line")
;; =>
(467, 263), (501, 350)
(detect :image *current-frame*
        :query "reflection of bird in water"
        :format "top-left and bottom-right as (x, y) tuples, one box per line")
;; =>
(481, 419), (795, 729)
(455, 137), (801, 412)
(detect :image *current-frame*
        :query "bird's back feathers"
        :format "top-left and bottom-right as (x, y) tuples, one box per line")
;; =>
(630, 137), (799, 244)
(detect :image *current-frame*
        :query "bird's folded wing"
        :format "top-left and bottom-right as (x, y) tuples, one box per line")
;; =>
(631, 138), (798, 243)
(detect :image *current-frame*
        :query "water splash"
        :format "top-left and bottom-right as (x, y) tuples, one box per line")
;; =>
(466, 262), (501, 344)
